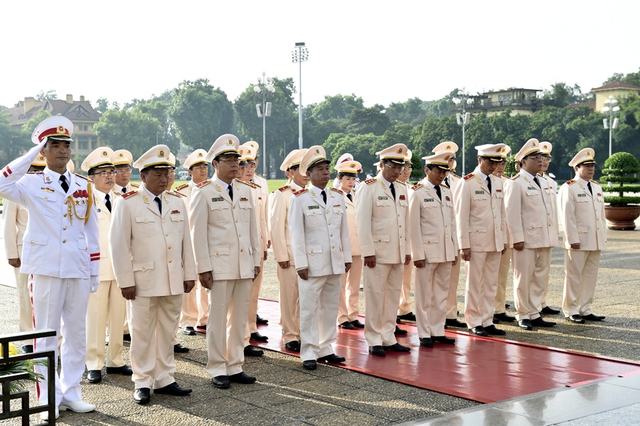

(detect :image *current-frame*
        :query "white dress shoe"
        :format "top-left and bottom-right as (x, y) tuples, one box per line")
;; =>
(60, 400), (96, 413)
(41, 408), (60, 421)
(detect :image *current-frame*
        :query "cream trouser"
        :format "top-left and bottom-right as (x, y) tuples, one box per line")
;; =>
(562, 249), (601, 317)
(363, 263), (404, 347)
(415, 261), (453, 337)
(277, 263), (300, 343)
(398, 260), (414, 315)
(513, 247), (552, 321)
(338, 255), (363, 324)
(86, 279), (126, 370)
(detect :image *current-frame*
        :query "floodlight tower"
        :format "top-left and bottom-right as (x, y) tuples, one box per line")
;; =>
(291, 42), (309, 149)
(602, 95), (620, 157)
(452, 90), (475, 175)
(254, 72), (275, 177)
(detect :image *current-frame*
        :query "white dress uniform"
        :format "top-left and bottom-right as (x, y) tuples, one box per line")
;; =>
(190, 174), (260, 378)
(110, 146), (196, 391)
(3, 198), (34, 339)
(455, 158), (507, 330)
(0, 120), (100, 409)
(409, 178), (458, 338)
(505, 156), (558, 321)
(559, 155), (606, 317)
(289, 179), (352, 361)
(356, 149), (410, 348)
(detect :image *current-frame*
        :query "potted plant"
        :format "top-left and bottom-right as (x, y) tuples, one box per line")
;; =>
(0, 342), (46, 393)
(601, 152), (640, 230)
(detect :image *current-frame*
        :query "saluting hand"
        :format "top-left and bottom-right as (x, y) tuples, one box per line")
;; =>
(199, 271), (214, 290)
(121, 287), (136, 300)
(184, 280), (195, 293)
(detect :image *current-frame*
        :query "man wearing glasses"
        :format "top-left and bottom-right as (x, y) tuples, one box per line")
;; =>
(356, 143), (412, 357)
(113, 149), (137, 194)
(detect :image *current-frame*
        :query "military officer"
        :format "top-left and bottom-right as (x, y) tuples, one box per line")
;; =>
(174, 149), (210, 336)
(335, 160), (365, 330)
(332, 153), (354, 189)
(289, 146), (352, 370)
(0, 117), (99, 420)
(409, 152), (459, 347)
(110, 145), (196, 405)
(113, 149), (137, 194)
(268, 149), (309, 352)
(537, 141), (561, 316)
(356, 143), (412, 357)
(397, 150), (415, 329)
(455, 144), (508, 336)
(559, 148), (607, 323)
(190, 135), (260, 390)
(505, 138), (559, 331)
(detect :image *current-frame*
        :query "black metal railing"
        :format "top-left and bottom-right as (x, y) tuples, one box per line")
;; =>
(1, 329), (56, 425)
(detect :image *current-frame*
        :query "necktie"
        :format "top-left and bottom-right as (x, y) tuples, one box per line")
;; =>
(434, 185), (442, 200)
(486, 176), (492, 194)
(105, 194), (111, 212)
(60, 175), (69, 193)
(154, 196), (162, 214)
(321, 190), (327, 204)
(390, 182), (396, 200)
(587, 181), (593, 195)
(533, 176), (541, 188)
(444, 176), (450, 188)
(347, 193), (353, 202)
(228, 184), (233, 201)
(122, 186), (127, 194)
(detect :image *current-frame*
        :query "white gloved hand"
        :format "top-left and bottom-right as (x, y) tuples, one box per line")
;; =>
(90, 276), (99, 293)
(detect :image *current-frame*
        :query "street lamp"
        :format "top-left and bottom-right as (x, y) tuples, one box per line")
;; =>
(602, 95), (620, 157)
(452, 90), (474, 175)
(291, 42), (308, 150)
(254, 72), (275, 177)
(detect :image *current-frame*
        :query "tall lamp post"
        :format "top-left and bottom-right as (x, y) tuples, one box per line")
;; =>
(452, 90), (474, 175)
(602, 95), (620, 158)
(291, 42), (309, 149)
(254, 72), (275, 177)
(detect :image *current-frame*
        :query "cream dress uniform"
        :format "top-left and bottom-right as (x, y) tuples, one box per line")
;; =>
(494, 175), (513, 316)
(268, 149), (307, 346)
(505, 140), (558, 322)
(289, 147), (352, 362)
(190, 138), (260, 379)
(559, 149), (606, 318)
(540, 170), (558, 311)
(336, 161), (363, 326)
(110, 146), (196, 392)
(409, 165), (458, 339)
(0, 117), (100, 409)
(83, 148), (127, 374)
(455, 146), (508, 331)
(355, 144), (410, 348)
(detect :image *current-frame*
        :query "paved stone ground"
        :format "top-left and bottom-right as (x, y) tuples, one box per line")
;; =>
(0, 227), (638, 425)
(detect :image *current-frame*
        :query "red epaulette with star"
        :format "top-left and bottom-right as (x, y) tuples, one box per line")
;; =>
(122, 191), (138, 200)
(463, 173), (475, 181)
(565, 180), (576, 186)
(510, 173), (520, 180)
(196, 180), (211, 189)
(330, 187), (344, 195)
(277, 185), (290, 192)
(293, 188), (308, 197)
(365, 178), (377, 185)
(412, 183), (423, 191)
(175, 183), (189, 191)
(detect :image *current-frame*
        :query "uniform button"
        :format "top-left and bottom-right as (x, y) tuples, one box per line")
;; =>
(332, 245), (335, 249)
(163, 220), (165, 223)
(311, 250), (314, 254)
(400, 235), (403, 238)
(30, 241), (34, 245)
(397, 214), (400, 217)
(44, 196), (48, 200)
(168, 260), (172, 263)
(378, 239), (382, 242)
(63, 214), (67, 217)
(216, 252), (220, 256)
(233, 206), (236, 209)
(165, 233), (169, 236)
(168, 246), (172, 250)
(142, 266), (146, 271)
(62, 240), (66, 243)
(238, 234), (242, 237)
(326, 209), (330, 214)
(446, 235), (449, 239)
(236, 220), (238, 223)
(63, 226), (67, 230)
(240, 249), (244, 252)
(496, 225), (498, 228)
(330, 234), (333, 237)
(328, 222), (331, 226)
(399, 225), (402, 228)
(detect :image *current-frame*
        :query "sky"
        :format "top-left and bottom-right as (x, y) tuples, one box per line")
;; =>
(3, 0), (640, 110)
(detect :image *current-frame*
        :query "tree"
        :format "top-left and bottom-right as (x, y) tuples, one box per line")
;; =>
(93, 108), (163, 159)
(602, 68), (640, 87)
(168, 79), (234, 151)
(310, 94), (364, 122)
(324, 133), (382, 177)
(0, 110), (31, 166)
(542, 83), (589, 107)
(346, 107), (391, 135)
(386, 98), (428, 125)
(127, 92), (180, 155)
(95, 98), (110, 114)
(35, 90), (58, 101)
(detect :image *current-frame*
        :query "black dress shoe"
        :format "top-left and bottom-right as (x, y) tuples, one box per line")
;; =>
(302, 360), (317, 370)
(532, 317), (556, 327)
(229, 372), (256, 384)
(445, 318), (467, 328)
(123, 333), (131, 342)
(419, 338), (433, 348)
(250, 332), (268, 342)
(256, 315), (269, 325)
(369, 345), (386, 356)
(469, 326), (488, 336)
(518, 319), (533, 330)
(394, 326), (408, 335)
(244, 345), (264, 357)
(541, 306), (561, 315)
(567, 314), (585, 324)
(350, 319), (365, 328)
(383, 343), (411, 352)
(196, 325), (207, 334)
(397, 312), (417, 322)
(318, 354), (346, 364)
(87, 370), (102, 383)
(284, 341), (300, 352)
(494, 312), (516, 323)
(339, 321), (355, 330)
(432, 336), (456, 344)
(182, 326), (196, 335)
(174, 344), (189, 353)
(212, 376), (230, 389)
(581, 313), (605, 321)
(107, 365), (133, 375)
(134, 387), (150, 404)
(154, 382), (192, 396)
(19, 345), (33, 354)
(484, 325), (506, 336)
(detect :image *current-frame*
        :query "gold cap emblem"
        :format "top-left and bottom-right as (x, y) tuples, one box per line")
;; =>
(101, 150), (108, 157)
(315, 149), (320, 154)
(159, 150), (165, 158)
(350, 163), (356, 168)
(397, 147), (403, 154)
(58, 125), (64, 133)
(227, 139), (234, 146)
(198, 152), (203, 158)
(118, 153), (124, 158)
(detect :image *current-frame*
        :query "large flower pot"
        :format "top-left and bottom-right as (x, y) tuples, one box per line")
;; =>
(604, 205), (640, 230)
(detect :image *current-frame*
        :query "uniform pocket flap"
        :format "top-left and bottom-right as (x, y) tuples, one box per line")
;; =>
(376, 201), (391, 207)
(306, 245), (323, 255)
(35, 191), (58, 201)
(135, 216), (155, 223)
(374, 235), (390, 243)
(26, 235), (48, 246)
(422, 237), (439, 244)
(528, 222), (543, 229)
(210, 203), (230, 210)
(170, 214), (185, 222)
(210, 246), (230, 257)
(304, 209), (320, 216)
(133, 261), (154, 272)
(472, 227), (487, 233)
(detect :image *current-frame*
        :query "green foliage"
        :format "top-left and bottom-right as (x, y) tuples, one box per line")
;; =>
(93, 108), (163, 159)
(127, 92), (180, 154)
(346, 107), (391, 136)
(35, 90), (58, 101)
(325, 133), (382, 177)
(602, 152), (640, 206)
(386, 98), (428, 125)
(0, 110), (32, 166)
(0, 344), (47, 393)
(311, 94), (364, 122)
(603, 68), (640, 87)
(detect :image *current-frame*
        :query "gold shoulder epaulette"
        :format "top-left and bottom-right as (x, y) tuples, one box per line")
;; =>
(510, 173), (520, 180)
(463, 173), (475, 181)
(293, 188), (308, 197)
(167, 190), (185, 198)
(130, 183), (139, 188)
(122, 190), (139, 199)
(450, 172), (460, 178)
(330, 187), (344, 195)
(565, 180), (576, 186)
(235, 179), (255, 188)
(175, 183), (189, 191)
(278, 185), (290, 192)
(113, 191), (122, 197)
(590, 179), (599, 184)
(73, 173), (89, 181)
(251, 181), (262, 188)
(365, 178), (377, 185)
(196, 180), (211, 189)
(412, 183), (423, 191)
(396, 180), (407, 186)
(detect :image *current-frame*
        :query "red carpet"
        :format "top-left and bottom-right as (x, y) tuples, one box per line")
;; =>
(253, 299), (640, 403)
